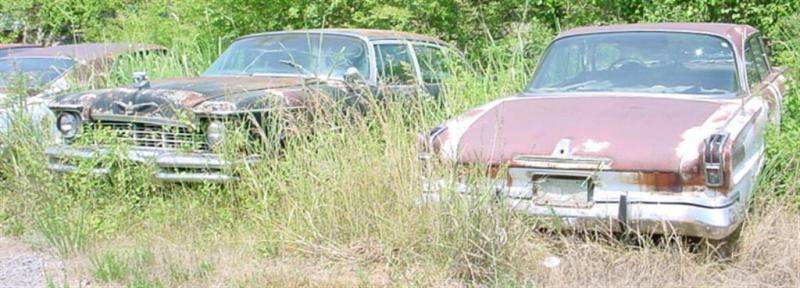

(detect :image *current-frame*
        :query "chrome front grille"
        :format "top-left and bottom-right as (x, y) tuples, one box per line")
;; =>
(84, 121), (208, 151)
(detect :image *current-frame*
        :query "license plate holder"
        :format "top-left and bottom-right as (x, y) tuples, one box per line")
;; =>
(531, 174), (594, 207)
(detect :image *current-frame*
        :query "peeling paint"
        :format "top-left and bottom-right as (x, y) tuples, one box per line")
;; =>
(439, 97), (508, 161)
(455, 95), (723, 171)
(580, 139), (610, 153)
(193, 101), (238, 113)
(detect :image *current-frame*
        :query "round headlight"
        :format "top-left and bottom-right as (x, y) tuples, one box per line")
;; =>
(206, 121), (226, 148)
(56, 112), (80, 139)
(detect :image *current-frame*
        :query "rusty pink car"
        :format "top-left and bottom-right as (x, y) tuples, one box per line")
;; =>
(420, 23), (788, 240)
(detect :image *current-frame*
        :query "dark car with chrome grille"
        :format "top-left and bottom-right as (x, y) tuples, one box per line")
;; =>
(46, 29), (459, 182)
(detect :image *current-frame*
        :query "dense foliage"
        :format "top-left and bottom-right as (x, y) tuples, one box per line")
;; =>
(1, 0), (797, 58)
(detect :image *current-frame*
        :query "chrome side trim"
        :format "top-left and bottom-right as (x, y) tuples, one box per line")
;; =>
(513, 155), (613, 170)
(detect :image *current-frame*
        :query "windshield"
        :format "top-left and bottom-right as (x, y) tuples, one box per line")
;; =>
(528, 32), (739, 96)
(204, 34), (370, 79)
(0, 57), (75, 88)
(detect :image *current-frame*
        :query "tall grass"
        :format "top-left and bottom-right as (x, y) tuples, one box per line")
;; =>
(0, 30), (543, 286)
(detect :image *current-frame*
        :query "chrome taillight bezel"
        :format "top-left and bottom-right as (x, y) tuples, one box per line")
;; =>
(419, 124), (447, 160)
(704, 132), (729, 187)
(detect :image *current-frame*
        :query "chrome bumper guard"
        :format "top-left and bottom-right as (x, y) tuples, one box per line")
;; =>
(45, 146), (260, 183)
(421, 180), (744, 240)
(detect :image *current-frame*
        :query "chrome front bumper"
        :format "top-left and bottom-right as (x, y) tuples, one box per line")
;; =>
(45, 146), (260, 183)
(421, 180), (745, 240)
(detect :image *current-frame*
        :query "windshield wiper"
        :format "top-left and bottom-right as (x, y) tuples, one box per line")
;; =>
(278, 59), (318, 80)
(556, 80), (599, 92)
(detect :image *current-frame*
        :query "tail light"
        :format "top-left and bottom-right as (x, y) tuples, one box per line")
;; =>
(419, 124), (447, 160)
(419, 125), (447, 181)
(704, 132), (729, 187)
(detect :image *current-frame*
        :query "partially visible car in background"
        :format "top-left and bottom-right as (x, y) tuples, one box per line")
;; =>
(0, 43), (40, 58)
(0, 43), (166, 150)
(0, 43), (167, 97)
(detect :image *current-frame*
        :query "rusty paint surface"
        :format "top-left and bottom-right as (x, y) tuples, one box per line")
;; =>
(147, 77), (303, 100)
(53, 76), (318, 120)
(48, 29), (454, 122)
(454, 95), (726, 173)
(615, 171), (706, 192)
(430, 21), (789, 195)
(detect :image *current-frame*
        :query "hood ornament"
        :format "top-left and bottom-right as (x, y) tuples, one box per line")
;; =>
(133, 71), (150, 89)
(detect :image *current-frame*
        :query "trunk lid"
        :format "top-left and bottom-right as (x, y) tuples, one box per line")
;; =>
(455, 94), (734, 173)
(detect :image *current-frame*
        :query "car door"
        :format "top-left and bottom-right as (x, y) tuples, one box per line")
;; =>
(730, 33), (775, 206)
(411, 43), (452, 98)
(372, 41), (421, 101)
(747, 34), (788, 125)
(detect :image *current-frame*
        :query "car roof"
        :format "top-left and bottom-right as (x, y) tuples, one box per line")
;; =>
(0, 43), (40, 50)
(5, 43), (166, 62)
(238, 29), (448, 45)
(557, 23), (758, 54)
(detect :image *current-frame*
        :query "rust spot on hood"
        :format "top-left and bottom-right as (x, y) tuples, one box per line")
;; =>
(172, 90), (205, 107)
(51, 76), (330, 120)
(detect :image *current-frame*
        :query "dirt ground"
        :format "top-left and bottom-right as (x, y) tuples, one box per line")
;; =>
(0, 236), (71, 287)
(0, 203), (798, 287)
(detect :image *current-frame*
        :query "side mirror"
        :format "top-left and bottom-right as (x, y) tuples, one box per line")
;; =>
(42, 76), (71, 96)
(344, 67), (365, 84)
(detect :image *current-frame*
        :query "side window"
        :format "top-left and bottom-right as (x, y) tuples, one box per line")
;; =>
(744, 40), (761, 87)
(748, 36), (770, 78)
(375, 43), (416, 85)
(413, 45), (450, 84)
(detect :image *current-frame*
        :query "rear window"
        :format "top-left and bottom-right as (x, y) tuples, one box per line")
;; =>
(528, 32), (739, 96)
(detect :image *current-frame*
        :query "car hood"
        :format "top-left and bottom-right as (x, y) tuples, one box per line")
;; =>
(50, 76), (332, 119)
(437, 93), (740, 173)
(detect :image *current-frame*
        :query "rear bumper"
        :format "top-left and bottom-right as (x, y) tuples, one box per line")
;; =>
(421, 180), (744, 240)
(506, 195), (740, 240)
(45, 146), (259, 183)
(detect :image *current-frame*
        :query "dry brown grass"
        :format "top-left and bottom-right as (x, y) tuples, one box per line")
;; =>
(513, 202), (800, 287)
(29, 198), (795, 287)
